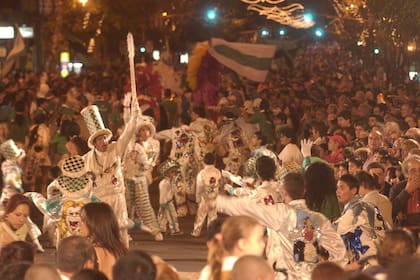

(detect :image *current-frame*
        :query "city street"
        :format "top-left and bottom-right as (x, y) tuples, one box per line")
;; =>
(34, 185), (209, 279)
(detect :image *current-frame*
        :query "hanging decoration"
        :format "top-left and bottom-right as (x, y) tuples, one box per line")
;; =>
(240, 0), (314, 28)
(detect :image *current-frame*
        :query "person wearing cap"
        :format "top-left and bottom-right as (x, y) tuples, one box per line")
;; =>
(324, 135), (345, 164)
(123, 115), (163, 241)
(157, 160), (183, 235)
(81, 93), (140, 247)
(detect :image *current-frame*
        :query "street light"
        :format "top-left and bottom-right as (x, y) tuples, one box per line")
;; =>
(79, 0), (88, 7)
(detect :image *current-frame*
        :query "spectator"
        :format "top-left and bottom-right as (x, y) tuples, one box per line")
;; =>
(304, 162), (341, 221)
(203, 216), (267, 280)
(0, 241), (34, 269)
(387, 256), (420, 280)
(390, 154), (420, 230)
(24, 264), (61, 280)
(80, 202), (128, 279)
(311, 262), (345, 280)
(56, 236), (96, 279)
(71, 269), (108, 280)
(0, 194), (34, 249)
(367, 162), (392, 197)
(364, 229), (417, 278)
(0, 262), (31, 280)
(112, 250), (156, 280)
(231, 255), (274, 280)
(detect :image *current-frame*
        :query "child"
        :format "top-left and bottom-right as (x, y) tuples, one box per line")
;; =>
(191, 153), (222, 237)
(157, 160), (183, 235)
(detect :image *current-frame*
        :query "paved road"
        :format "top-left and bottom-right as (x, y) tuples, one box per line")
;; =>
(34, 186), (209, 279)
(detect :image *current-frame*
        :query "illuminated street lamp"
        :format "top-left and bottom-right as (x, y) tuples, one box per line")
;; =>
(79, 0), (88, 7)
(407, 45), (416, 52)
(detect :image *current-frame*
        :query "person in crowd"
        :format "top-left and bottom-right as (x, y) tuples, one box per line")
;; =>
(70, 269), (108, 280)
(81, 98), (139, 247)
(0, 139), (43, 251)
(212, 173), (347, 279)
(157, 160), (183, 235)
(198, 217), (225, 280)
(123, 115), (162, 241)
(56, 236), (96, 280)
(23, 111), (51, 195)
(244, 131), (281, 181)
(189, 106), (217, 165)
(155, 114), (200, 216)
(231, 255), (274, 280)
(0, 262), (31, 280)
(112, 250), (156, 280)
(364, 229), (417, 278)
(191, 153), (222, 237)
(24, 264), (61, 280)
(367, 162), (392, 197)
(334, 174), (388, 269)
(356, 171), (393, 227)
(348, 157), (364, 176)
(0, 194), (41, 250)
(278, 127), (303, 171)
(200, 215), (266, 280)
(152, 255), (180, 280)
(224, 156), (282, 205)
(304, 162), (341, 221)
(0, 241), (34, 269)
(324, 135), (346, 164)
(390, 154), (420, 230)
(386, 256), (420, 280)
(311, 262), (345, 280)
(363, 130), (384, 170)
(79, 202), (128, 279)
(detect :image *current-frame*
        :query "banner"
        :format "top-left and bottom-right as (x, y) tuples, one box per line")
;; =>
(208, 38), (276, 82)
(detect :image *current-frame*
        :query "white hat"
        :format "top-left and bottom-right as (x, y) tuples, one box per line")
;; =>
(136, 115), (156, 137)
(60, 155), (86, 178)
(81, 105), (112, 149)
(0, 139), (25, 160)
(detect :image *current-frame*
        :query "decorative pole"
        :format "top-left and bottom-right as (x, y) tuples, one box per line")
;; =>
(127, 32), (140, 113)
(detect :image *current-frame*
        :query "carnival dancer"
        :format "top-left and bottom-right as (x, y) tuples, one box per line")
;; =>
(123, 112), (163, 241)
(0, 139), (44, 252)
(26, 155), (97, 248)
(210, 173), (347, 280)
(191, 153), (221, 237)
(224, 156), (282, 205)
(157, 160), (183, 235)
(334, 174), (389, 268)
(189, 107), (217, 165)
(243, 131), (282, 181)
(155, 116), (200, 217)
(81, 100), (139, 247)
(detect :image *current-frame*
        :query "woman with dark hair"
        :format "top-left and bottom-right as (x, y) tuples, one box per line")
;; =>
(304, 162), (341, 221)
(0, 194), (35, 248)
(79, 202), (128, 279)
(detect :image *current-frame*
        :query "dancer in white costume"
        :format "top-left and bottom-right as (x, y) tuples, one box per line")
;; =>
(0, 139), (44, 252)
(123, 113), (163, 241)
(81, 101), (139, 247)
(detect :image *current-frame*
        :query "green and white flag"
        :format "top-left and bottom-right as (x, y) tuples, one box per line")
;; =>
(208, 38), (276, 82)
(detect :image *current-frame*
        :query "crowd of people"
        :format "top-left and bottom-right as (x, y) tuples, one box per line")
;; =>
(0, 41), (420, 279)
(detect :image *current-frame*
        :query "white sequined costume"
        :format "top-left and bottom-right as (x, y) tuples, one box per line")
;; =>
(191, 164), (222, 237)
(123, 116), (161, 238)
(216, 196), (347, 280)
(158, 176), (180, 234)
(83, 115), (137, 247)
